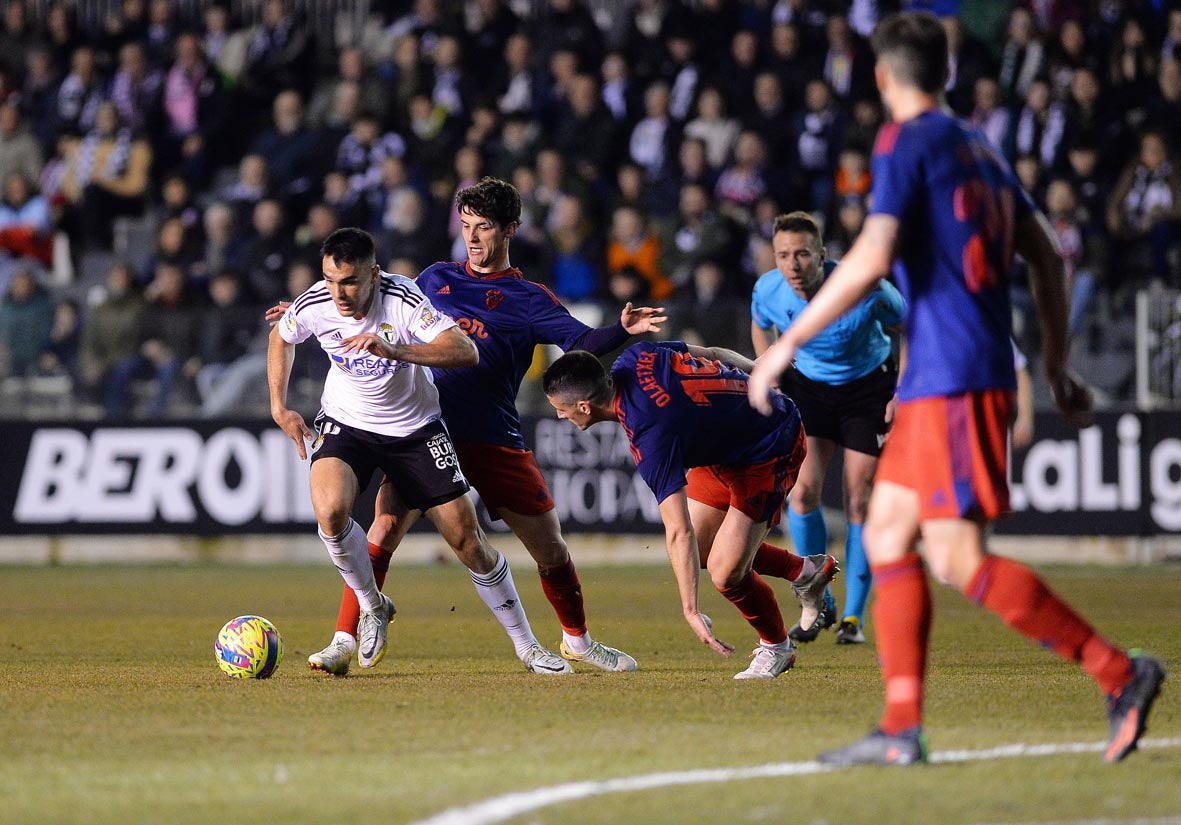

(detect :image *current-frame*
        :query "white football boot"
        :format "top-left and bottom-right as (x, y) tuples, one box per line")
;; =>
(521, 643), (573, 674)
(734, 641), (797, 680)
(356, 593), (396, 669)
(559, 639), (639, 672)
(307, 636), (355, 676)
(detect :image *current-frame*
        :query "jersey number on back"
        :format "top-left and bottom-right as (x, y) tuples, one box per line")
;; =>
(954, 178), (1016, 292)
(670, 353), (747, 406)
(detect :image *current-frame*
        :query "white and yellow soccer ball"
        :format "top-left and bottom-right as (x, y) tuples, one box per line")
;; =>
(215, 615), (283, 679)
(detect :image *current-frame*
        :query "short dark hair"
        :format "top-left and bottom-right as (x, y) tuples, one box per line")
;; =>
(542, 350), (613, 405)
(870, 11), (948, 95)
(320, 227), (377, 269)
(455, 176), (521, 227)
(771, 210), (824, 242)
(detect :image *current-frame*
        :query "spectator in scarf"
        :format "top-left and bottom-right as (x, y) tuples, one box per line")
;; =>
(59, 101), (152, 251)
(1106, 130), (1181, 285)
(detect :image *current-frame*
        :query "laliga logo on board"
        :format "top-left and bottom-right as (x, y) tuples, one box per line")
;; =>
(1010, 413), (1181, 530)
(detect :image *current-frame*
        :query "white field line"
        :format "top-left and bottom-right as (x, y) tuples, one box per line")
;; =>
(408, 737), (1181, 825)
(972, 819), (1181, 825)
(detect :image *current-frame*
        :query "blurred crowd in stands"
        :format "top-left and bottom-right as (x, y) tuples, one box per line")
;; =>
(0, 0), (1179, 419)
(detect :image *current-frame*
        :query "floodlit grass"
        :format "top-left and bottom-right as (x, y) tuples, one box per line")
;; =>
(0, 561), (1177, 825)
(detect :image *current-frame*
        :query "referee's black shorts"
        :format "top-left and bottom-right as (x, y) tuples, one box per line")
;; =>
(784, 360), (898, 458)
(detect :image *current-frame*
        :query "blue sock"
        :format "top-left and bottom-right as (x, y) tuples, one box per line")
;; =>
(788, 508), (833, 608)
(787, 508), (827, 557)
(842, 522), (872, 624)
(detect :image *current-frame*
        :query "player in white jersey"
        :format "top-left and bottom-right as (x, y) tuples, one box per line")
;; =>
(268, 227), (571, 674)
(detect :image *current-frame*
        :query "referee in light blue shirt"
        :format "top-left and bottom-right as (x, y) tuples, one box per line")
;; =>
(751, 211), (905, 645)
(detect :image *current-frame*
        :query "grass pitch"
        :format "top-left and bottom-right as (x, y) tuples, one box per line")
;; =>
(0, 559), (1178, 825)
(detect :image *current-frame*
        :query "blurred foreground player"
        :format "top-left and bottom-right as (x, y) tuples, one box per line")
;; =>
(544, 345), (839, 679)
(750, 11), (1164, 764)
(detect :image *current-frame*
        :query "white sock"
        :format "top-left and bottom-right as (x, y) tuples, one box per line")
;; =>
(562, 630), (592, 655)
(318, 519), (382, 613)
(469, 551), (539, 658)
(332, 631), (356, 650)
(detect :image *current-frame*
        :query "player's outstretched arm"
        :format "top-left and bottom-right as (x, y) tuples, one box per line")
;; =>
(659, 492), (734, 657)
(1014, 210), (1094, 428)
(267, 325), (311, 460)
(571, 301), (668, 357)
(619, 301), (668, 335)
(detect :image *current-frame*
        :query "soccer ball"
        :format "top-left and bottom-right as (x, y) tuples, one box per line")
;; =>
(214, 615), (283, 679)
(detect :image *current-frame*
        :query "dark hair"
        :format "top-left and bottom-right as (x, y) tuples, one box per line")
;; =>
(542, 350), (613, 405)
(870, 11), (948, 94)
(320, 227), (377, 269)
(455, 176), (521, 227)
(772, 210), (824, 241)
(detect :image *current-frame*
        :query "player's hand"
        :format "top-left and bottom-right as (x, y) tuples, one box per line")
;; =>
(749, 341), (796, 415)
(1049, 370), (1094, 429)
(341, 332), (396, 359)
(274, 409), (312, 460)
(884, 392), (898, 425)
(620, 302), (668, 335)
(687, 612), (734, 657)
(265, 300), (292, 327)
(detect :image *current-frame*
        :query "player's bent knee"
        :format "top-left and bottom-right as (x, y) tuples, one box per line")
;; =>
(925, 550), (981, 590)
(313, 504), (353, 536)
(369, 513), (398, 543)
(790, 486), (823, 513)
(450, 531), (496, 572)
(529, 540), (569, 568)
(862, 524), (909, 565)
(709, 566), (747, 592)
(924, 557), (956, 586)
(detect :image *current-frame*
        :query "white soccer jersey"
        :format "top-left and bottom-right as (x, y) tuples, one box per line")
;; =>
(278, 271), (458, 436)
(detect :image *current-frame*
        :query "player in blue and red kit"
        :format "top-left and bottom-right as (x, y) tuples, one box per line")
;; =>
(293, 177), (667, 675)
(750, 11), (1163, 764)
(543, 343), (839, 680)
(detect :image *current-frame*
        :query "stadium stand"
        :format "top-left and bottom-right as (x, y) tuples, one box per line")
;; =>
(3, 0), (1181, 419)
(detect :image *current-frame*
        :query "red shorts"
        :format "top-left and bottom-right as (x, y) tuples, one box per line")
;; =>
(685, 427), (807, 526)
(453, 440), (554, 519)
(876, 390), (1013, 521)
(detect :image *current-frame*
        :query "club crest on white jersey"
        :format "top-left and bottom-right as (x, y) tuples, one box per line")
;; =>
(278, 271), (459, 436)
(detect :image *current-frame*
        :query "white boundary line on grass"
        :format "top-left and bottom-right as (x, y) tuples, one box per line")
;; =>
(408, 737), (1181, 825)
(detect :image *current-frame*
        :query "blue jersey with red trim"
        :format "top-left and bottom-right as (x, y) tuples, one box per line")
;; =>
(611, 341), (802, 504)
(870, 110), (1034, 399)
(418, 261), (595, 448)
